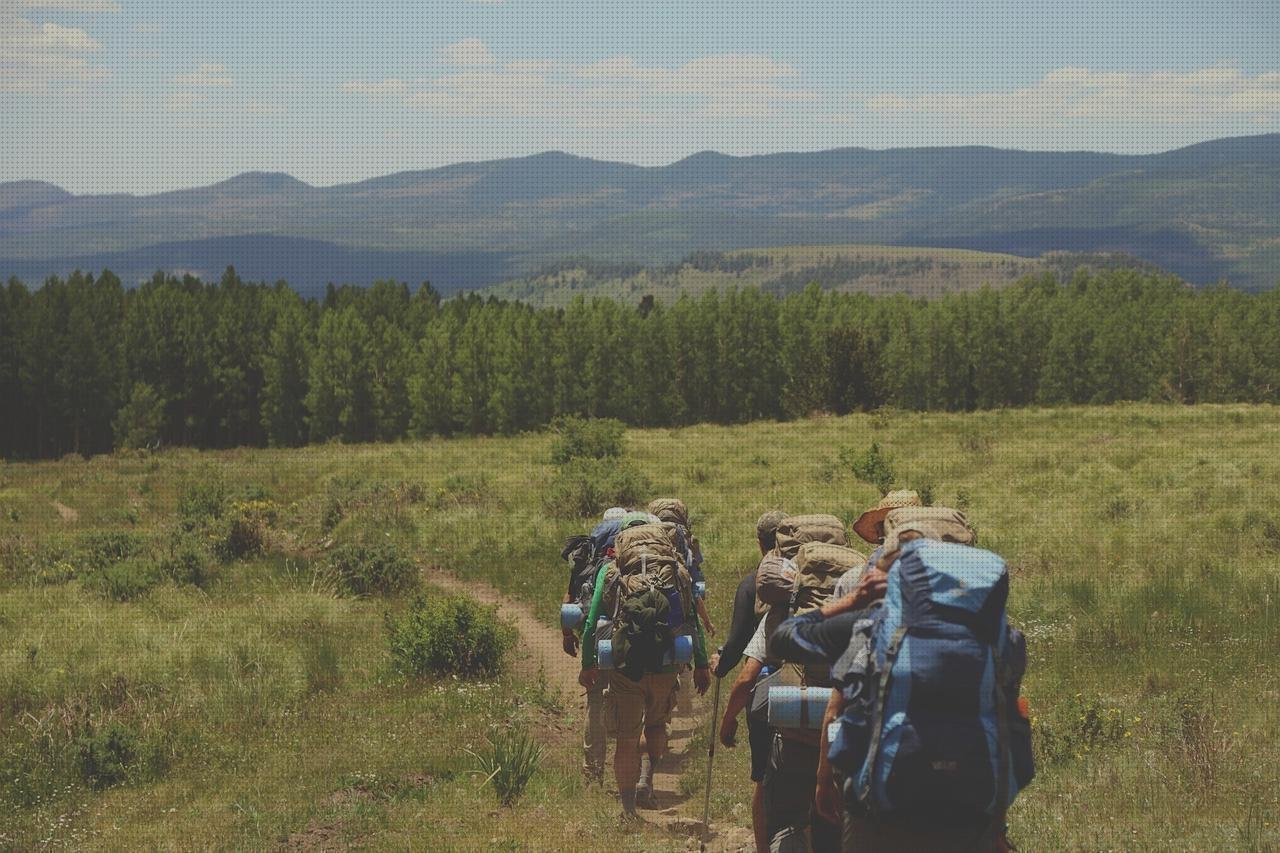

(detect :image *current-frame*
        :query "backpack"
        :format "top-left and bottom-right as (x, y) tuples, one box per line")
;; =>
(830, 539), (1035, 825)
(881, 506), (975, 552)
(791, 541), (867, 614)
(775, 514), (848, 560)
(562, 519), (623, 608)
(606, 523), (695, 681)
(755, 552), (797, 615)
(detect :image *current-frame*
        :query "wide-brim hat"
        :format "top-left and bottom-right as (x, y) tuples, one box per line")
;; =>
(852, 489), (922, 543)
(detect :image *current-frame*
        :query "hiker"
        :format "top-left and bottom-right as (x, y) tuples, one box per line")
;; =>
(746, 513), (861, 852)
(561, 506), (628, 782)
(770, 507), (1032, 853)
(579, 512), (712, 820)
(647, 498), (716, 638)
(711, 510), (786, 853)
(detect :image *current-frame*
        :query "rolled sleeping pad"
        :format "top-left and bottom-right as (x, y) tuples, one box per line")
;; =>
(694, 581), (707, 600)
(768, 685), (826, 730)
(597, 634), (694, 670)
(560, 603), (585, 631)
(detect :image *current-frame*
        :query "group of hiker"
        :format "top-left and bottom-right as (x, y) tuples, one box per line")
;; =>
(559, 492), (1035, 852)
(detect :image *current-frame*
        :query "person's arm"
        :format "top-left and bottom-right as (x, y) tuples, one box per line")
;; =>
(696, 595), (716, 638)
(770, 610), (862, 665)
(814, 687), (846, 825)
(714, 572), (761, 678)
(580, 563), (610, 671)
(718, 656), (763, 747)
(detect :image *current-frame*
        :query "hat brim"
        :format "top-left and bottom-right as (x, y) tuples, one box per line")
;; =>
(852, 507), (891, 543)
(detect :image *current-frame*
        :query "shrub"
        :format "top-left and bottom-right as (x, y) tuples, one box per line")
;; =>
(387, 595), (516, 679)
(76, 722), (139, 789)
(471, 727), (542, 806)
(549, 416), (626, 465)
(211, 499), (277, 562)
(159, 532), (214, 587)
(92, 558), (162, 601)
(76, 530), (146, 570)
(178, 480), (227, 530)
(841, 441), (895, 494)
(327, 542), (419, 597)
(544, 458), (650, 518)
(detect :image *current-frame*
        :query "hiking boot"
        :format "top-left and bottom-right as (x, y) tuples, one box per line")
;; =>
(619, 790), (640, 824)
(635, 784), (658, 810)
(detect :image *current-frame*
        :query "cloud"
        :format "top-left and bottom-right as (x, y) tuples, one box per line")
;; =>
(166, 91), (206, 112)
(862, 65), (1280, 126)
(0, 4), (112, 92)
(19, 1), (121, 11)
(340, 78), (409, 97)
(343, 50), (814, 124)
(174, 62), (234, 88)
(440, 37), (496, 66)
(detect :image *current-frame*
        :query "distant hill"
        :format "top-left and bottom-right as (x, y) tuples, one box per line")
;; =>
(2, 134), (1277, 291)
(479, 245), (1180, 306)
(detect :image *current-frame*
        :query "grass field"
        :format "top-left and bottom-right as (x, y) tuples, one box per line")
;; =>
(2, 405), (1279, 850)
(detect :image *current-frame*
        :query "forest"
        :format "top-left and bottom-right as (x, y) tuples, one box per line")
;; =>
(2, 267), (1279, 459)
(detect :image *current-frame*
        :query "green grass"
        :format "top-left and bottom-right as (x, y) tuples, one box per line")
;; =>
(2, 404), (1280, 849)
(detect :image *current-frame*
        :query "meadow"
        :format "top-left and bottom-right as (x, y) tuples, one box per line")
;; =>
(2, 404), (1278, 850)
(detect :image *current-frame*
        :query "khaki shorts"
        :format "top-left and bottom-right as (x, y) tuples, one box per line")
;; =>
(606, 671), (680, 742)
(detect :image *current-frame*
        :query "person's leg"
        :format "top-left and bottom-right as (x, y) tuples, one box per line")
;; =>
(747, 716), (771, 853)
(583, 675), (608, 781)
(607, 674), (645, 817)
(752, 782), (768, 853)
(637, 672), (678, 806)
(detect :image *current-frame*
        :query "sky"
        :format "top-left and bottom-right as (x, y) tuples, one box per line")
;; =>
(2, 0), (1279, 194)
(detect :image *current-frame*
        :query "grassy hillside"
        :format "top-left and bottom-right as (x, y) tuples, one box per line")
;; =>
(2, 405), (1279, 849)
(481, 245), (1046, 306)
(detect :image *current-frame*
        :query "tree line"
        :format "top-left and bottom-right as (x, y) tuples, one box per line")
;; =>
(1, 266), (1278, 458)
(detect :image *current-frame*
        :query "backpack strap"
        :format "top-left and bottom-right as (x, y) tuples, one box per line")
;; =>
(859, 624), (908, 811)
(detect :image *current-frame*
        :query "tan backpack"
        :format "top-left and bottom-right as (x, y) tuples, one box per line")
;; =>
(611, 523), (693, 623)
(774, 514), (848, 560)
(792, 541), (867, 614)
(755, 552), (797, 615)
(881, 506), (975, 552)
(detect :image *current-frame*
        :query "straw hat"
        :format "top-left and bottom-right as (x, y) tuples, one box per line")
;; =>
(852, 489), (922, 543)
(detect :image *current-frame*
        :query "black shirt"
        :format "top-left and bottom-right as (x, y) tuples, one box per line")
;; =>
(714, 569), (762, 678)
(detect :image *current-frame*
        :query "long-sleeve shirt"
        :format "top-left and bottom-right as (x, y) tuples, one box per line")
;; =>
(769, 609), (864, 667)
(714, 569), (761, 678)
(581, 563), (709, 671)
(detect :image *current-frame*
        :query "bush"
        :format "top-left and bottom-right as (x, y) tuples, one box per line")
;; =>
(75, 530), (146, 571)
(544, 458), (650, 518)
(472, 727), (542, 806)
(178, 480), (227, 530)
(76, 722), (139, 789)
(159, 532), (214, 587)
(549, 416), (626, 465)
(327, 542), (419, 597)
(92, 558), (162, 601)
(211, 499), (277, 562)
(387, 595), (516, 679)
(840, 441), (895, 494)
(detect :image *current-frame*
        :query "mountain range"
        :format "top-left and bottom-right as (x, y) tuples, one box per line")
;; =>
(2, 133), (1277, 294)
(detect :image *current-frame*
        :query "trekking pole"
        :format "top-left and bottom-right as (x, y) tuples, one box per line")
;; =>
(700, 673), (722, 852)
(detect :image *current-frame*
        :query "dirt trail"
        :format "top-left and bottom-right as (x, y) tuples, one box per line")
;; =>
(424, 566), (754, 852)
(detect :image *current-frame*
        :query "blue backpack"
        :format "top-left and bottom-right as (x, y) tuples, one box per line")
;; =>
(829, 539), (1034, 825)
